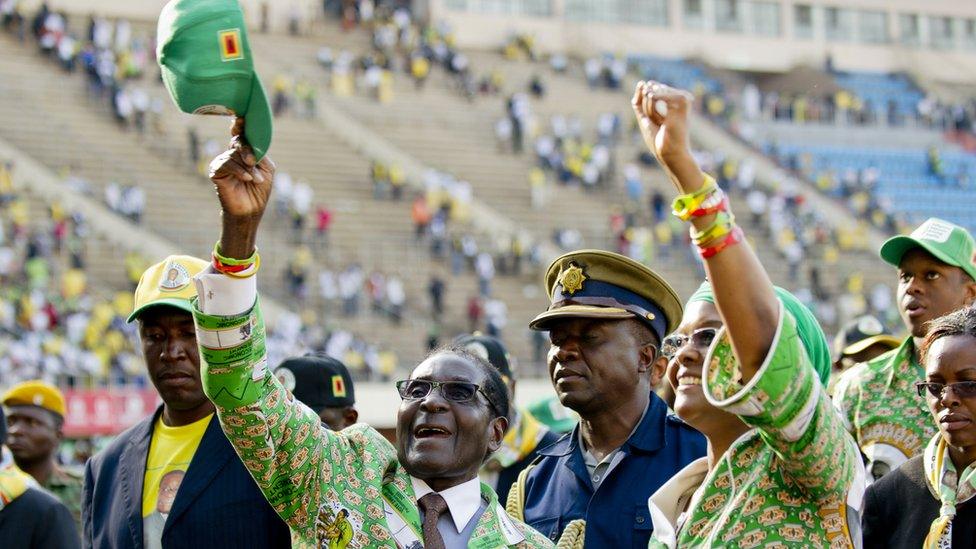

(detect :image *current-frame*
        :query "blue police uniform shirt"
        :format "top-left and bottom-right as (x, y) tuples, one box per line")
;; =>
(520, 392), (706, 548)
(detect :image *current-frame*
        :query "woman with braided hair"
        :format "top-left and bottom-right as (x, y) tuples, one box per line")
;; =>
(632, 80), (865, 548)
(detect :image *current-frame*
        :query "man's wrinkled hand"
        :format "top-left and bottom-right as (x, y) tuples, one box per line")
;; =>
(208, 117), (274, 221)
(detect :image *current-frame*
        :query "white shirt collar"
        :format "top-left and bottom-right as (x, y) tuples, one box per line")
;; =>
(647, 457), (710, 549)
(411, 476), (484, 534)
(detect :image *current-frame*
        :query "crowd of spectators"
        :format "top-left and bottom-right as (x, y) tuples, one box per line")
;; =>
(0, 2), (165, 136)
(709, 81), (976, 133)
(0, 162), (146, 388)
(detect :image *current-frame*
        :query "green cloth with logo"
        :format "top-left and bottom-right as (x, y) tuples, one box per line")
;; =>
(833, 217), (976, 480)
(647, 289), (863, 548)
(193, 296), (554, 549)
(157, 0), (273, 160)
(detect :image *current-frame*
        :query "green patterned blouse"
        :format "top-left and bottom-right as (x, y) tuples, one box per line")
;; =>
(192, 296), (554, 549)
(648, 305), (865, 548)
(832, 337), (937, 481)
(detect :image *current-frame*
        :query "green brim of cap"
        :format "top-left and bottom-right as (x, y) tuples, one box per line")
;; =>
(126, 298), (195, 323)
(529, 305), (634, 331)
(243, 78), (273, 162)
(841, 334), (902, 357)
(879, 235), (976, 281)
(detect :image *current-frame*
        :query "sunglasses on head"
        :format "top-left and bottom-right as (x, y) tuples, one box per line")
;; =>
(661, 327), (719, 360)
(915, 381), (976, 399)
(395, 379), (501, 416)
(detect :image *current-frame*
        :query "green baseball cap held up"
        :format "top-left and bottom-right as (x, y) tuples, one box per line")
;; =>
(157, 0), (272, 160)
(879, 218), (976, 282)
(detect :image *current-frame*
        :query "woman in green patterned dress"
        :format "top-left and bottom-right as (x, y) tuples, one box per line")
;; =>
(632, 81), (865, 548)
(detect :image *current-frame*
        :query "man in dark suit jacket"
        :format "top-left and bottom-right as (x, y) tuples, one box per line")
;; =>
(81, 256), (290, 549)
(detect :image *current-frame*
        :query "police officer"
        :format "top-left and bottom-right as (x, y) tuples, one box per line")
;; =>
(507, 250), (706, 547)
(274, 354), (359, 431)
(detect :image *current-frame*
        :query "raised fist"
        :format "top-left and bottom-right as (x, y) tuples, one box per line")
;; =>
(631, 81), (695, 174)
(208, 117), (275, 221)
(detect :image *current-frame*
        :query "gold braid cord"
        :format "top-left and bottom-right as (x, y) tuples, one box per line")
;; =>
(555, 520), (586, 549)
(504, 464), (584, 549)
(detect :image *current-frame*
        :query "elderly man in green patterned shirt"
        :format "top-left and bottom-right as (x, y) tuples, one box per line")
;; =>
(833, 218), (976, 481)
(188, 119), (554, 549)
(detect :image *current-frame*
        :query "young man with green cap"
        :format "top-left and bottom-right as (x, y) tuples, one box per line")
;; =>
(833, 217), (976, 481)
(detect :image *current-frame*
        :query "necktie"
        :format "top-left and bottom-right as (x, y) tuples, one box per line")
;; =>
(418, 492), (449, 549)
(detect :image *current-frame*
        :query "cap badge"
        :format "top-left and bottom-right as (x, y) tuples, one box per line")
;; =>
(218, 28), (244, 62)
(332, 375), (347, 398)
(558, 263), (587, 296)
(913, 219), (953, 243)
(158, 261), (191, 292)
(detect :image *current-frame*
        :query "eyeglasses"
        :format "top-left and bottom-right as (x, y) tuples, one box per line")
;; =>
(661, 327), (719, 360)
(395, 379), (501, 416)
(915, 381), (976, 399)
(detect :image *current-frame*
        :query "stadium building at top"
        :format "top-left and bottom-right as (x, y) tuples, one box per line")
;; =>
(64, 0), (976, 83)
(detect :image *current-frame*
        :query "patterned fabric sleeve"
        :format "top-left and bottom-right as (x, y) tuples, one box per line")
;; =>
(193, 296), (397, 543)
(702, 301), (858, 500)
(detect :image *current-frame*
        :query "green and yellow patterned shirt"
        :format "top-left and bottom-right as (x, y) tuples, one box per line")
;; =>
(192, 286), (554, 549)
(831, 337), (936, 481)
(648, 304), (864, 548)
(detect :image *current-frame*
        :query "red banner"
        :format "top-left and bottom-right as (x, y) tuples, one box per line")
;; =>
(62, 388), (160, 437)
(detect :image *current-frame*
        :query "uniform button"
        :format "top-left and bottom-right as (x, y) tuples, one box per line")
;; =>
(550, 532), (558, 540)
(593, 475), (601, 483)
(636, 517), (645, 524)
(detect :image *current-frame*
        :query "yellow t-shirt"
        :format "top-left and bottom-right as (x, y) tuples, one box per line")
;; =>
(141, 414), (212, 546)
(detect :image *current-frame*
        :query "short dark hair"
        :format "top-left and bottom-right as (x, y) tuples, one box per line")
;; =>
(426, 345), (511, 421)
(629, 318), (661, 357)
(921, 305), (976, 364)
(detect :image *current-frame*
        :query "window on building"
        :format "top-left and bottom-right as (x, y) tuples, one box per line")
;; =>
(715, 0), (742, 33)
(899, 13), (920, 46)
(963, 19), (976, 50)
(565, 0), (668, 26)
(929, 16), (955, 50)
(825, 7), (854, 42)
(683, 0), (703, 29)
(445, 0), (552, 16)
(858, 10), (888, 44)
(751, 1), (781, 37)
(794, 4), (814, 39)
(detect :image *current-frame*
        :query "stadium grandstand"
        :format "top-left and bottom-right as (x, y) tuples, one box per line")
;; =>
(0, 2), (975, 542)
